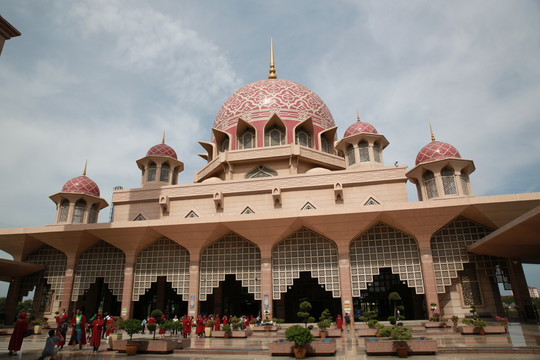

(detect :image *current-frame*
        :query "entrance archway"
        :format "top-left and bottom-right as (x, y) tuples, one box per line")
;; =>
(73, 277), (121, 316)
(199, 274), (260, 317)
(133, 276), (187, 319)
(354, 268), (424, 320)
(275, 272), (342, 322)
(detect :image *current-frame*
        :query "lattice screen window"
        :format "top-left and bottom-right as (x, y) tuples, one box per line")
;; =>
(442, 167), (457, 195)
(71, 241), (125, 301)
(430, 216), (510, 293)
(199, 232), (261, 301)
(272, 227), (340, 299)
(423, 171), (438, 199)
(349, 222), (424, 297)
(133, 237), (190, 301)
(460, 172), (470, 196)
(19, 245), (66, 301)
(460, 263), (483, 305)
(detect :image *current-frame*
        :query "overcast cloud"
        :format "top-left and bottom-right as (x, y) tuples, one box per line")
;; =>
(1, 0), (539, 297)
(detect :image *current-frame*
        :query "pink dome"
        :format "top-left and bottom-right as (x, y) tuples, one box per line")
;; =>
(343, 121), (378, 138)
(213, 79), (335, 134)
(415, 141), (461, 165)
(146, 143), (178, 159)
(62, 176), (100, 197)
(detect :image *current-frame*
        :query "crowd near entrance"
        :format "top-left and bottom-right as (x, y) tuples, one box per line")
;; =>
(274, 272), (342, 322)
(199, 274), (261, 317)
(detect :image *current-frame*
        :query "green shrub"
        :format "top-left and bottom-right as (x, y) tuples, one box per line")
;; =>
(118, 319), (142, 343)
(317, 320), (331, 330)
(285, 325), (314, 347)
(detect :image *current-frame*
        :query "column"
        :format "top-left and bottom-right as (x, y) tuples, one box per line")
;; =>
(260, 249), (273, 319)
(188, 251), (200, 317)
(507, 260), (534, 322)
(60, 256), (76, 313)
(5, 278), (21, 324)
(120, 262), (135, 320)
(338, 252), (354, 324)
(418, 239), (440, 318)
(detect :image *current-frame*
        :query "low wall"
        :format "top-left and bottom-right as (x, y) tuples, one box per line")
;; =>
(364, 338), (438, 355)
(268, 340), (336, 356)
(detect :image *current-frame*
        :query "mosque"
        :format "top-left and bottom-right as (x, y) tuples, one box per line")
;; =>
(1, 41), (540, 324)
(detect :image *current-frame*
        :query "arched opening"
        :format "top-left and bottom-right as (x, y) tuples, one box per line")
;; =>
(441, 166), (457, 195)
(72, 199), (86, 223)
(359, 140), (369, 162)
(58, 200), (69, 223)
(219, 137), (230, 152)
(347, 144), (355, 165)
(353, 268), (424, 321)
(423, 170), (438, 199)
(160, 162), (170, 182)
(265, 125), (285, 146)
(274, 271), (342, 322)
(295, 127), (312, 148)
(73, 277), (121, 316)
(238, 128), (255, 149)
(88, 204), (98, 223)
(133, 276), (187, 319)
(147, 162), (157, 181)
(199, 274), (260, 318)
(373, 142), (381, 163)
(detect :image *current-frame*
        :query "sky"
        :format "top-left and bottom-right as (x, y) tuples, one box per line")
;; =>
(0, 0), (539, 299)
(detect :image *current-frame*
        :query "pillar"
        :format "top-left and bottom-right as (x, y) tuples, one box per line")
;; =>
(120, 262), (135, 320)
(418, 240), (439, 318)
(60, 257), (76, 313)
(507, 260), (534, 322)
(338, 253), (354, 322)
(4, 278), (21, 324)
(260, 249), (273, 319)
(188, 251), (200, 317)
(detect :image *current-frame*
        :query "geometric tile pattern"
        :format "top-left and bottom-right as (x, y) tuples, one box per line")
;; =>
(272, 227), (341, 299)
(146, 143), (178, 159)
(133, 237), (190, 301)
(344, 121), (378, 138)
(71, 241), (125, 301)
(460, 263), (483, 306)
(62, 176), (101, 197)
(416, 141), (461, 165)
(349, 222), (424, 296)
(19, 245), (67, 302)
(430, 216), (509, 293)
(199, 232), (261, 301)
(213, 79), (335, 140)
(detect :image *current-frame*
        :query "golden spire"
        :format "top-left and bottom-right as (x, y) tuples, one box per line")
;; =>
(83, 160), (87, 176)
(356, 109), (360, 122)
(430, 123), (436, 142)
(268, 38), (277, 79)
(162, 130), (166, 144)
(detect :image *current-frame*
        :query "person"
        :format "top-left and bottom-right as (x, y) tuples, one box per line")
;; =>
(57, 314), (69, 350)
(195, 315), (204, 338)
(344, 312), (351, 331)
(214, 314), (220, 331)
(105, 316), (116, 338)
(336, 314), (343, 331)
(8, 312), (29, 356)
(37, 329), (63, 360)
(141, 318), (147, 334)
(68, 309), (87, 350)
(222, 315), (228, 328)
(147, 314), (156, 336)
(181, 316), (190, 338)
(159, 314), (167, 337)
(172, 315), (179, 334)
(89, 314), (103, 352)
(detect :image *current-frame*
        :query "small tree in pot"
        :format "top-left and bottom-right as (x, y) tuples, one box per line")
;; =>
(285, 324), (314, 359)
(297, 301), (315, 328)
(118, 319), (142, 356)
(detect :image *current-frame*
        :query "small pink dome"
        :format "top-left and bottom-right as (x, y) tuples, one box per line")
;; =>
(343, 121), (378, 138)
(146, 143), (178, 159)
(62, 176), (100, 197)
(415, 141), (461, 165)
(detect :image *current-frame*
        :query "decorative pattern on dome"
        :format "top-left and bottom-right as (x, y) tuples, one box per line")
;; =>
(214, 79), (335, 131)
(146, 143), (178, 159)
(62, 176), (100, 197)
(415, 141), (461, 165)
(343, 121), (378, 138)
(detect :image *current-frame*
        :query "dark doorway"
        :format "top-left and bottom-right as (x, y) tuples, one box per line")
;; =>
(133, 276), (187, 319)
(275, 272), (342, 322)
(353, 268), (424, 320)
(73, 277), (121, 317)
(199, 274), (260, 318)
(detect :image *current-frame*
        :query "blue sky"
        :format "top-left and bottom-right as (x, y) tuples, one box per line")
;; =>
(0, 0), (539, 298)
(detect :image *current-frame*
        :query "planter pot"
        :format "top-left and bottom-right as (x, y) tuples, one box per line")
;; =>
(478, 329), (486, 336)
(396, 346), (408, 358)
(365, 338), (438, 355)
(224, 332), (231, 339)
(205, 327), (212, 337)
(34, 325), (42, 334)
(125, 343), (138, 356)
(293, 346), (307, 359)
(269, 340), (336, 356)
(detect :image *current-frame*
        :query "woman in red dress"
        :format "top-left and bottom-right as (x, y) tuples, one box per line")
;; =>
(181, 316), (190, 338)
(214, 314), (220, 331)
(195, 315), (204, 338)
(336, 314), (343, 331)
(222, 315), (228, 327)
(105, 316), (116, 337)
(158, 315), (167, 337)
(89, 314), (103, 352)
(8, 312), (28, 356)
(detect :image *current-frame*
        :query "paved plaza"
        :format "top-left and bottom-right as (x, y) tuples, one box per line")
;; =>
(1, 322), (539, 360)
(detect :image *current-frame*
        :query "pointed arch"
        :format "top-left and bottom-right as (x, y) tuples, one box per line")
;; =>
(241, 206), (255, 214)
(349, 222), (424, 297)
(71, 241), (125, 301)
(185, 210), (199, 218)
(132, 237), (190, 301)
(73, 199), (87, 223)
(272, 227), (340, 300)
(245, 165), (278, 178)
(264, 114), (286, 146)
(237, 118), (257, 149)
(199, 232), (261, 301)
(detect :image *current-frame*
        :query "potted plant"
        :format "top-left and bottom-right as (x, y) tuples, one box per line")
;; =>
(222, 324), (232, 338)
(495, 315), (509, 330)
(118, 318), (142, 356)
(285, 324), (314, 359)
(388, 292), (402, 318)
(249, 318), (256, 329)
(451, 315), (459, 327)
(317, 320), (330, 338)
(170, 320), (183, 337)
(205, 319), (215, 337)
(146, 323), (157, 339)
(391, 325), (412, 358)
(297, 301), (315, 328)
(473, 318), (486, 335)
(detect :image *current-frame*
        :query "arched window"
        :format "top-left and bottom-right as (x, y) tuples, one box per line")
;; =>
(441, 167), (457, 195)
(73, 199), (87, 223)
(88, 204), (98, 223)
(295, 127), (312, 148)
(321, 137), (330, 153)
(220, 138), (229, 152)
(265, 126), (285, 146)
(373, 142), (381, 163)
(460, 171), (470, 196)
(358, 140), (369, 162)
(172, 168), (178, 185)
(147, 162), (156, 181)
(58, 200), (69, 223)
(160, 163), (170, 182)
(423, 170), (438, 199)
(238, 128), (255, 149)
(347, 144), (356, 165)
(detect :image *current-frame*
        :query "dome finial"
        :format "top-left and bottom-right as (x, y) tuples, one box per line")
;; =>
(356, 109), (360, 122)
(430, 123), (436, 142)
(83, 160), (87, 176)
(162, 130), (166, 144)
(268, 38), (277, 79)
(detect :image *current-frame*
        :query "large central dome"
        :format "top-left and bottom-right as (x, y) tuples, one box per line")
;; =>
(213, 79), (335, 132)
